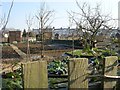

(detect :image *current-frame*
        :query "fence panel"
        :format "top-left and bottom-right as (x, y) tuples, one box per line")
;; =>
(68, 58), (88, 89)
(21, 56), (118, 89)
(22, 61), (48, 88)
(103, 56), (118, 89)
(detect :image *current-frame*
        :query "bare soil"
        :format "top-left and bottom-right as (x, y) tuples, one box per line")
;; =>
(1, 43), (72, 73)
(2, 43), (72, 59)
(15, 43), (72, 56)
(2, 45), (21, 59)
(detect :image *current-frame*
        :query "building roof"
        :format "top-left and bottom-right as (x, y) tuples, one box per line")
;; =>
(33, 28), (53, 35)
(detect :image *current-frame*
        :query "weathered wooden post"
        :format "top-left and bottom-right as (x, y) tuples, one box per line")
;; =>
(22, 61), (48, 88)
(68, 58), (88, 89)
(103, 56), (118, 89)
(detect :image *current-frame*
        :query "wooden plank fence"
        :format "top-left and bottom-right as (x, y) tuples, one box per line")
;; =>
(22, 56), (119, 89)
(68, 58), (88, 89)
(103, 56), (118, 89)
(22, 61), (48, 88)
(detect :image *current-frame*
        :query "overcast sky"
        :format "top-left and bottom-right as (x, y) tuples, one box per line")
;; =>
(1, 0), (120, 31)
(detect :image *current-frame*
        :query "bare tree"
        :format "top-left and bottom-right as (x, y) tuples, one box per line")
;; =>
(0, 0), (14, 44)
(0, 15), (6, 29)
(1, 0), (14, 31)
(36, 2), (54, 58)
(68, 1), (114, 49)
(26, 14), (34, 61)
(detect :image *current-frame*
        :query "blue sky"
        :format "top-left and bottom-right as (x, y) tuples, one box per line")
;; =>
(1, 0), (120, 31)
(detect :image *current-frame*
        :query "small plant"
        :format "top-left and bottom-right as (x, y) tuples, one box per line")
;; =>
(48, 59), (68, 75)
(2, 68), (23, 89)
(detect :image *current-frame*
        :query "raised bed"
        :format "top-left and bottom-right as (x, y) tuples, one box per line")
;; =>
(15, 43), (72, 55)
(2, 45), (20, 59)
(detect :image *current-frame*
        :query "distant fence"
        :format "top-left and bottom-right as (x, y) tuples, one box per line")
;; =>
(22, 56), (118, 89)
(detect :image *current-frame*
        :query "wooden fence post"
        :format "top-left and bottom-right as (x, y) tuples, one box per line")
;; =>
(22, 61), (48, 88)
(68, 58), (88, 89)
(103, 56), (118, 89)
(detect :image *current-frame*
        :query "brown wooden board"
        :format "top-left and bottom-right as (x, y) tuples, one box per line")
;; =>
(103, 56), (118, 89)
(22, 61), (48, 88)
(68, 58), (88, 89)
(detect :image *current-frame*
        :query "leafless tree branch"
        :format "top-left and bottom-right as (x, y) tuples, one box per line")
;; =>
(68, 0), (115, 48)
(2, 0), (14, 30)
(26, 14), (34, 61)
(35, 2), (54, 58)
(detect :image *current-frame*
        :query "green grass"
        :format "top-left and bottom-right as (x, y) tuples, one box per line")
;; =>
(66, 48), (117, 57)
(67, 49), (94, 56)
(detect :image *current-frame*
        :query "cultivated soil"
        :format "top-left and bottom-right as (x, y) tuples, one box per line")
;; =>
(15, 43), (72, 58)
(2, 45), (21, 59)
(1, 43), (72, 73)
(2, 43), (72, 60)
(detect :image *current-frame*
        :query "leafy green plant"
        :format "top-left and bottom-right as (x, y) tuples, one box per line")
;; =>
(2, 78), (22, 89)
(48, 59), (68, 75)
(2, 68), (23, 89)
